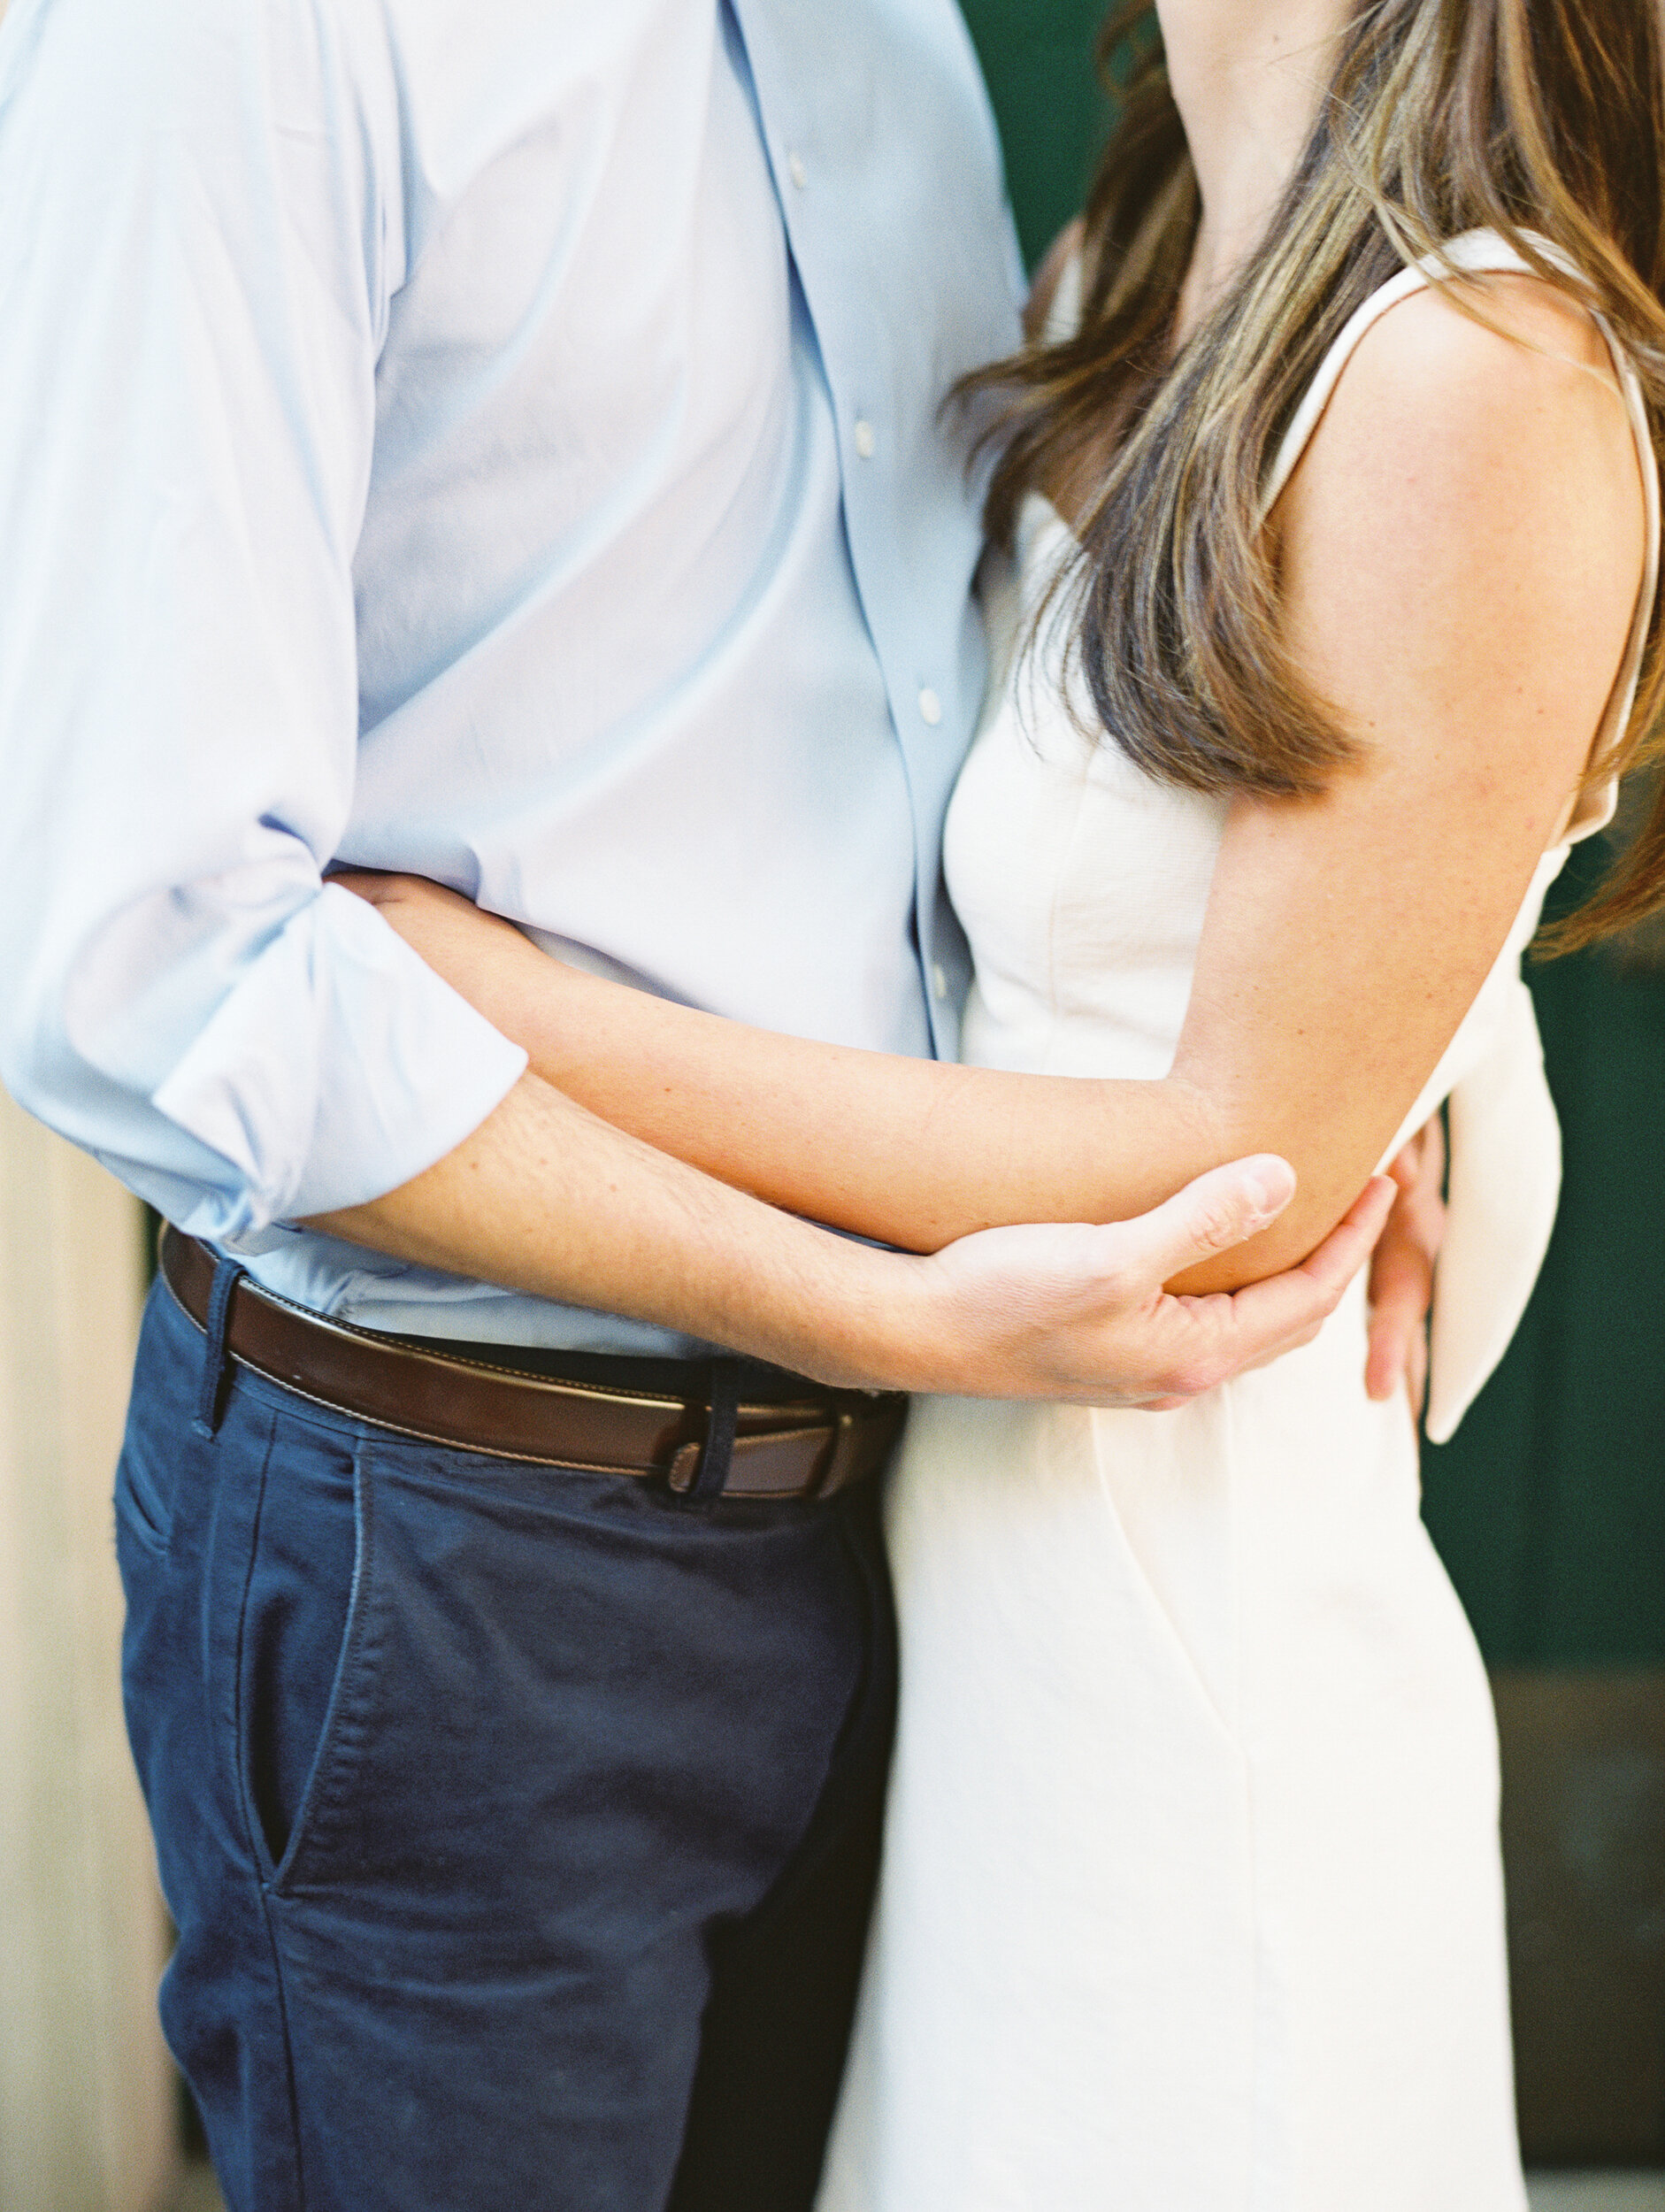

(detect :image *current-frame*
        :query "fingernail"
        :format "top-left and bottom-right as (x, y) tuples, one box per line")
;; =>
(1246, 1159), (1295, 1218)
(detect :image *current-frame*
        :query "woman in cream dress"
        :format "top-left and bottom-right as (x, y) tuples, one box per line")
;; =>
(343, 0), (1665, 2201)
(806, 224), (1658, 2210)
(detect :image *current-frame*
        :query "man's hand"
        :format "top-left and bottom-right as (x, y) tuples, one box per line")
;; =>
(313, 1063), (1393, 1409)
(909, 1158), (1397, 1407)
(1364, 1119), (1446, 1414)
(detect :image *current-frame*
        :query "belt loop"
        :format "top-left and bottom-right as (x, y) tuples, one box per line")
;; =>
(192, 1254), (245, 1440)
(679, 1356), (740, 1504)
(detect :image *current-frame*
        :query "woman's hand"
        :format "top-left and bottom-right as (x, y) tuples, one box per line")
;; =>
(1365, 1120), (1446, 1415)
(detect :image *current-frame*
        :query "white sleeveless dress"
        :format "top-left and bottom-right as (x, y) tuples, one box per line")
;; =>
(814, 234), (1660, 2212)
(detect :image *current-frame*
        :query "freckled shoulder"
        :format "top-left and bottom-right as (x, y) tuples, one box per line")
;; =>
(1286, 269), (1634, 518)
(1271, 259), (1648, 828)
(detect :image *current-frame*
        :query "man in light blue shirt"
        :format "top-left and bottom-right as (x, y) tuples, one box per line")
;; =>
(0, 1), (1406, 2201)
(0, 0), (1009, 1335)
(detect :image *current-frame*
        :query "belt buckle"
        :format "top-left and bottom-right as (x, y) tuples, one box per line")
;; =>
(809, 1408), (857, 1499)
(665, 1405), (852, 1501)
(665, 1435), (705, 1494)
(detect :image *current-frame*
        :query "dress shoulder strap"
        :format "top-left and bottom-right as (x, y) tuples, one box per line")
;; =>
(1262, 230), (1589, 506)
(1262, 227), (1661, 843)
(1042, 249), (1086, 347)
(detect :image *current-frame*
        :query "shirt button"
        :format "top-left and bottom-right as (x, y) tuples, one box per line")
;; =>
(932, 962), (949, 999)
(853, 419), (876, 460)
(917, 687), (943, 726)
(786, 150), (808, 190)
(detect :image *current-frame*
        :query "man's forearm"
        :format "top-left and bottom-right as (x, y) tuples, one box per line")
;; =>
(306, 1070), (1395, 1410)
(305, 1071), (922, 1387)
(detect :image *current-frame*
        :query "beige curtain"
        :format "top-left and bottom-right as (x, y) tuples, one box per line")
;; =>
(0, 1089), (177, 2212)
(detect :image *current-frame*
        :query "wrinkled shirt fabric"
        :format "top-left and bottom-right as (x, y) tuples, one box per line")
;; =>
(0, 0), (1020, 1349)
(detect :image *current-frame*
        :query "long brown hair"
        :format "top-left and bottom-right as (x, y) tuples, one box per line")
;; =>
(970, 0), (1665, 947)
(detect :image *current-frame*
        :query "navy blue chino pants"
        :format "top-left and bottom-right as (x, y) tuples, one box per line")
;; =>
(115, 1271), (898, 2212)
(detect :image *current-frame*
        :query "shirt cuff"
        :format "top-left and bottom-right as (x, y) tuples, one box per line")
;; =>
(152, 883), (528, 1242)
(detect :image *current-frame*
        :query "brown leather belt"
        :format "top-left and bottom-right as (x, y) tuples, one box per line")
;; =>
(159, 1227), (904, 1502)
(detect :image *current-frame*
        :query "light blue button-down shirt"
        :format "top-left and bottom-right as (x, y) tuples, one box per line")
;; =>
(0, 0), (1021, 1351)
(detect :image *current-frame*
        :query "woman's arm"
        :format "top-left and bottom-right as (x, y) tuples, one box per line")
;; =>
(1162, 273), (1645, 1286)
(349, 277), (1645, 1289)
(333, 882), (1224, 1252)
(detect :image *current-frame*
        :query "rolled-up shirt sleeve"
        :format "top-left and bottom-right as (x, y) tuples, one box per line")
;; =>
(0, 0), (527, 1248)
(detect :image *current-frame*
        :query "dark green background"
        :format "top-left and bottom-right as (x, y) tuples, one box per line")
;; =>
(957, 0), (1665, 1666)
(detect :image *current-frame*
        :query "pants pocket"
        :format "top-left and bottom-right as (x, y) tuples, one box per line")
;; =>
(115, 1437), (178, 1556)
(238, 1429), (367, 1880)
(115, 1283), (210, 1555)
